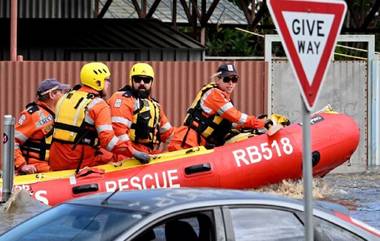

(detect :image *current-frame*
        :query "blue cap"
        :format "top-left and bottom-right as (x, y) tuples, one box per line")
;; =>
(37, 79), (70, 96)
(217, 64), (238, 78)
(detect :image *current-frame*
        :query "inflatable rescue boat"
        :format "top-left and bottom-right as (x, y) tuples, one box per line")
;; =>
(1, 110), (359, 206)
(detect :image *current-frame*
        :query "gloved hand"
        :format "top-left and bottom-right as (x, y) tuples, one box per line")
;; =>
(125, 143), (151, 164)
(132, 150), (151, 164)
(264, 119), (274, 129)
(257, 114), (268, 120)
(20, 164), (37, 174)
(271, 114), (291, 126)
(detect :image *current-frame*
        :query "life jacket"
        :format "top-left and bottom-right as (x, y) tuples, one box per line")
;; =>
(183, 83), (232, 147)
(52, 86), (99, 148)
(20, 102), (54, 162)
(122, 88), (161, 148)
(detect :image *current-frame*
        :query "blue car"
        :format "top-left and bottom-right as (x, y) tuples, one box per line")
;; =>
(1, 188), (379, 241)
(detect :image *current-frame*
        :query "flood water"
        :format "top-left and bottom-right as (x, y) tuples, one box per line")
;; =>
(0, 168), (379, 235)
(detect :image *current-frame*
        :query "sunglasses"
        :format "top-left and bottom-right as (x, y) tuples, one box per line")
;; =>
(222, 76), (239, 83)
(133, 76), (153, 84)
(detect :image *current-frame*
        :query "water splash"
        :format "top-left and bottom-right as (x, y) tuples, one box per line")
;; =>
(0, 189), (49, 234)
(254, 178), (334, 199)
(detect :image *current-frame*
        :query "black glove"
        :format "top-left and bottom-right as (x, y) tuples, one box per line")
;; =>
(133, 151), (150, 164)
(280, 119), (291, 126)
(264, 119), (274, 129)
(258, 114), (268, 119)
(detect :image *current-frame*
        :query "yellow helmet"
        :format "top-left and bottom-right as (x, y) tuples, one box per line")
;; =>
(80, 62), (110, 91)
(129, 63), (154, 85)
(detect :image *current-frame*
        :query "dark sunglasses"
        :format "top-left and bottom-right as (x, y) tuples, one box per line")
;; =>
(223, 76), (239, 83)
(133, 76), (153, 84)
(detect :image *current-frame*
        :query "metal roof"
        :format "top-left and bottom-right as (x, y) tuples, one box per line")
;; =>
(69, 188), (302, 213)
(69, 188), (349, 217)
(1, 18), (203, 50)
(100, 0), (247, 25)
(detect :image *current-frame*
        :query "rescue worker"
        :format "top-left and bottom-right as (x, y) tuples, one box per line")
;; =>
(168, 63), (265, 151)
(108, 63), (173, 155)
(15, 79), (69, 174)
(49, 62), (150, 171)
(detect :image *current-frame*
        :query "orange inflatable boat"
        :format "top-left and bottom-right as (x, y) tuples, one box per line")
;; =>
(1, 111), (359, 206)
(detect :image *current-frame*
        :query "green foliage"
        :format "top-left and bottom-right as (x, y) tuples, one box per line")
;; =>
(206, 0), (380, 56)
(206, 27), (259, 56)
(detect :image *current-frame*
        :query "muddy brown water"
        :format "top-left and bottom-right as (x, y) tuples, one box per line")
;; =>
(0, 168), (379, 235)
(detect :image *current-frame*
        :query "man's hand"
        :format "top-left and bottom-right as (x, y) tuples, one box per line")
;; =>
(20, 164), (37, 174)
(264, 119), (274, 129)
(132, 150), (151, 164)
(125, 142), (151, 164)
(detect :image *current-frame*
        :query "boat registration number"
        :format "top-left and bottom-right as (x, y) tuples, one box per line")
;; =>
(232, 137), (294, 167)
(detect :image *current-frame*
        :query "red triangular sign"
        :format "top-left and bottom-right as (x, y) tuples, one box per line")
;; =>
(267, 0), (347, 110)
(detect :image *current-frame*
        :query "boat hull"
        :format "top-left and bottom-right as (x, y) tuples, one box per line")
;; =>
(2, 112), (359, 206)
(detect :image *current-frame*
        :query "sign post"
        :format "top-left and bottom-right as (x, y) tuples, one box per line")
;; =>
(267, 0), (347, 240)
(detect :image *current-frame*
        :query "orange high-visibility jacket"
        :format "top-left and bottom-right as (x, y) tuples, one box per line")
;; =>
(108, 89), (173, 154)
(14, 101), (54, 173)
(168, 83), (264, 151)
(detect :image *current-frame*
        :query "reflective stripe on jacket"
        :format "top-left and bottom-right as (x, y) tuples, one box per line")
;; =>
(183, 83), (232, 146)
(14, 101), (54, 172)
(108, 88), (173, 152)
(168, 82), (264, 151)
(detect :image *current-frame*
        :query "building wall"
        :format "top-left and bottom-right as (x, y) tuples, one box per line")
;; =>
(271, 60), (368, 172)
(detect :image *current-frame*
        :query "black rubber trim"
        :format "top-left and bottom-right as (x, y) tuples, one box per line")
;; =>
(185, 163), (211, 175)
(72, 183), (99, 194)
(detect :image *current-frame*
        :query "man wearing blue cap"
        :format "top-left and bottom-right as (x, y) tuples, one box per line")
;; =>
(15, 79), (69, 174)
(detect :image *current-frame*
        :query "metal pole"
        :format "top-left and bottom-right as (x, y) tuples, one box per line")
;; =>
(10, 0), (18, 61)
(2, 115), (15, 202)
(302, 101), (313, 241)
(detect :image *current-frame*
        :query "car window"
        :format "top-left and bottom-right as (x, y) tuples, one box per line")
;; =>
(229, 208), (304, 241)
(132, 211), (216, 241)
(0, 203), (150, 241)
(314, 217), (366, 241)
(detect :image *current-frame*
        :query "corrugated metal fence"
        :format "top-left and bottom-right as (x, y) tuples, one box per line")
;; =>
(0, 61), (267, 159)
(0, 0), (95, 18)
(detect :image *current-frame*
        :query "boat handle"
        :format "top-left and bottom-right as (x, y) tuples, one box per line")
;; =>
(72, 183), (99, 194)
(312, 151), (320, 167)
(185, 163), (211, 175)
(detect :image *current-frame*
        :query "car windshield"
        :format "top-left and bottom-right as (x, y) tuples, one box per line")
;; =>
(0, 203), (150, 241)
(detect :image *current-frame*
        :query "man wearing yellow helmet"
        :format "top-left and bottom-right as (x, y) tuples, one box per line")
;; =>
(108, 63), (173, 155)
(50, 62), (150, 171)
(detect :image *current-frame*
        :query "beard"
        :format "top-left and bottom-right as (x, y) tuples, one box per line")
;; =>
(132, 86), (151, 99)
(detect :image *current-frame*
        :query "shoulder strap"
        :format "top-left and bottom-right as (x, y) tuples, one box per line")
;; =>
(25, 102), (39, 114)
(119, 85), (133, 97)
(38, 103), (55, 118)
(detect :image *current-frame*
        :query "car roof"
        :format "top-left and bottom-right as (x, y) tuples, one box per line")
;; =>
(67, 188), (347, 216)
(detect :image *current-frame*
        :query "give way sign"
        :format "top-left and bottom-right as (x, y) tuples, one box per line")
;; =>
(267, 0), (347, 110)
